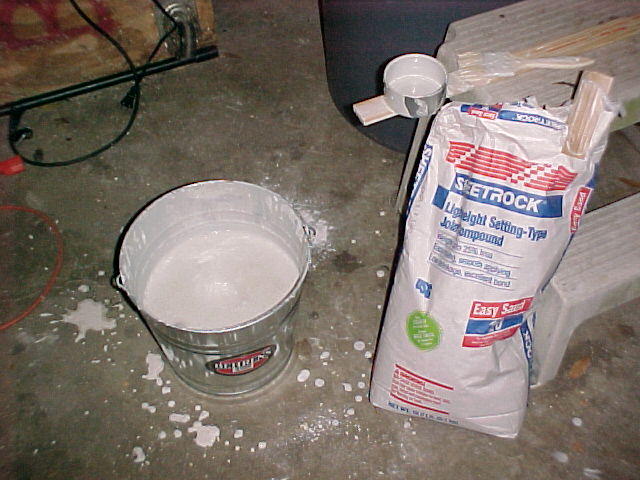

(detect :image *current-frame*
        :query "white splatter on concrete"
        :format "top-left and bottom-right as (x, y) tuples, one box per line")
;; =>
(572, 417), (583, 427)
(188, 422), (220, 448)
(357, 381), (366, 389)
(141, 402), (156, 414)
(320, 351), (330, 360)
(355, 395), (363, 402)
(551, 451), (569, 463)
(314, 378), (325, 388)
(353, 341), (365, 351)
(583, 468), (603, 479)
(173, 430), (182, 438)
(61, 299), (115, 343)
(132, 446), (146, 463)
(345, 408), (355, 416)
(169, 413), (191, 423)
(158, 431), (167, 440)
(78, 284), (90, 293)
(142, 353), (164, 386)
(364, 351), (372, 359)
(297, 369), (310, 383)
(342, 383), (352, 392)
(258, 441), (267, 450)
(234, 429), (244, 439)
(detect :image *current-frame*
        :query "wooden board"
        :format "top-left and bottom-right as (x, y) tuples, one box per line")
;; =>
(0, 0), (216, 104)
(437, 0), (640, 130)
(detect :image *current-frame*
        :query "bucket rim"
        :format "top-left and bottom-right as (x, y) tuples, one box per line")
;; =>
(116, 179), (312, 333)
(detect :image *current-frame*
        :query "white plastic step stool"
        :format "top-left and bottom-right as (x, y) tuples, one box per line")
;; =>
(533, 192), (640, 386)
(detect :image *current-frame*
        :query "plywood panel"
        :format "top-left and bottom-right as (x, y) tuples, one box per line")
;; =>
(0, 0), (216, 104)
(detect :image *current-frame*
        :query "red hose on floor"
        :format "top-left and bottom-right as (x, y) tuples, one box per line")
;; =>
(0, 205), (64, 331)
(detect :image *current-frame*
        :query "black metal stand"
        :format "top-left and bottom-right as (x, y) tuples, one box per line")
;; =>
(0, 45), (218, 117)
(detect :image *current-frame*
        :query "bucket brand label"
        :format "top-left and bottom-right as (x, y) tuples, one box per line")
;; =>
(207, 345), (276, 376)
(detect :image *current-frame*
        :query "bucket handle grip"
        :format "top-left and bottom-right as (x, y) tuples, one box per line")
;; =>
(112, 273), (126, 291)
(303, 224), (316, 244)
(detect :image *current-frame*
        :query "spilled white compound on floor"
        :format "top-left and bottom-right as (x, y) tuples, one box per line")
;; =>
(551, 451), (569, 463)
(61, 299), (115, 343)
(583, 468), (603, 479)
(142, 352), (164, 386)
(188, 421), (220, 448)
(353, 341), (365, 351)
(169, 413), (190, 423)
(297, 369), (310, 382)
(126, 317), (375, 461)
(132, 446), (145, 463)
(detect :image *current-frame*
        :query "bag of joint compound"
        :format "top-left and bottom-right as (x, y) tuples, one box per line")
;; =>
(370, 98), (615, 437)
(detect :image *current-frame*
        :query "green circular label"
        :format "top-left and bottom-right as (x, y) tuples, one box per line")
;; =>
(406, 311), (441, 351)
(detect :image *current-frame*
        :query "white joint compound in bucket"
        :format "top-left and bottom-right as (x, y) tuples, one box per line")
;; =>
(117, 181), (310, 395)
(141, 225), (300, 330)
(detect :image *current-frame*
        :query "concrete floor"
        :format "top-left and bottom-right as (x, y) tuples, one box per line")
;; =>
(1, 1), (639, 479)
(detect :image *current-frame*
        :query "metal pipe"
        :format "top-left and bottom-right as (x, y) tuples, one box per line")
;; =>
(0, 46), (218, 117)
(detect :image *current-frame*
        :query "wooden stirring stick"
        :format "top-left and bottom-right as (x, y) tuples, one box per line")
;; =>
(562, 71), (614, 158)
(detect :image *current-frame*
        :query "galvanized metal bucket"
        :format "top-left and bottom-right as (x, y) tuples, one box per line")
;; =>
(117, 181), (311, 395)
